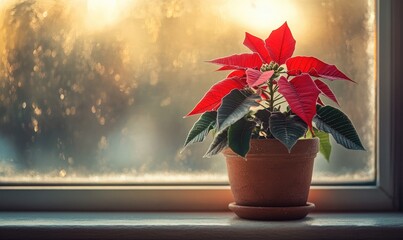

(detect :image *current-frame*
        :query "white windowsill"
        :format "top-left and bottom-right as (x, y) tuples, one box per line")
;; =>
(1, 212), (402, 240)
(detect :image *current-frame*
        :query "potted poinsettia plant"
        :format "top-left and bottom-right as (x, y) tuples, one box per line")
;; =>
(183, 22), (364, 220)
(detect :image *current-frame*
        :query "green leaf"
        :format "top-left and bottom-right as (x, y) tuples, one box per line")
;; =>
(217, 89), (260, 133)
(204, 129), (228, 158)
(228, 117), (256, 157)
(314, 129), (332, 161)
(269, 113), (308, 152)
(183, 111), (217, 149)
(313, 105), (365, 150)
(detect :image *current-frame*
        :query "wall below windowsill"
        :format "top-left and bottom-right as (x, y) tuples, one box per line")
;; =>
(1, 212), (403, 240)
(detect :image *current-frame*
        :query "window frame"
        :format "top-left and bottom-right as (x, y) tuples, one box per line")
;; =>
(0, 0), (396, 212)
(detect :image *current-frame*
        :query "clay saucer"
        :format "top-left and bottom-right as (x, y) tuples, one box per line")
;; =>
(228, 202), (315, 221)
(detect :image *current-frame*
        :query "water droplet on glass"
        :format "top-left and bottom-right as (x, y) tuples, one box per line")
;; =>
(160, 97), (171, 107)
(34, 107), (42, 115)
(98, 136), (108, 150)
(99, 117), (105, 125)
(59, 169), (67, 178)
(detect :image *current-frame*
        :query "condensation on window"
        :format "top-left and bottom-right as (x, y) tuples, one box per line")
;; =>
(0, 0), (375, 184)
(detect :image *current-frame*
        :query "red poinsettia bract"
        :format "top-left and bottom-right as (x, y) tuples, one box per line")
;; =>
(186, 22), (350, 121)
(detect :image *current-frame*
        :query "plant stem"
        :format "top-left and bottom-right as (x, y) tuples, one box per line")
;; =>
(273, 100), (287, 107)
(257, 101), (271, 112)
(262, 89), (271, 95)
(269, 79), (275, 111)
(239, 90), (271, 113)
(273, 94), (284, 102)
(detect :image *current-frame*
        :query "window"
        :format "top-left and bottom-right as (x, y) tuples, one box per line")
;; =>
(0, 0), (395, 211)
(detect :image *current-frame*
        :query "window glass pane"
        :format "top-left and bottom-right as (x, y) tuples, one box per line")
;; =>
(0, 0), (375, 184)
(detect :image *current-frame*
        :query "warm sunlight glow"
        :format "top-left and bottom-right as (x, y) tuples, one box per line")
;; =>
(223, 0), (298, 32)
(86, 0), (121, 30)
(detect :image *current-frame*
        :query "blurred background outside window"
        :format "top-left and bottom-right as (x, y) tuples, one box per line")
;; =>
(0, 0), (376, 184)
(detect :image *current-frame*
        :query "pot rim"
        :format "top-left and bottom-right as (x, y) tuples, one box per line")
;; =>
(248, 137), (319, 142)
(223, 137), (319, 158)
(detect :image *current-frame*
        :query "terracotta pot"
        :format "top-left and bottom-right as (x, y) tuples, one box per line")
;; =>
(223, 138), (319, 220)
